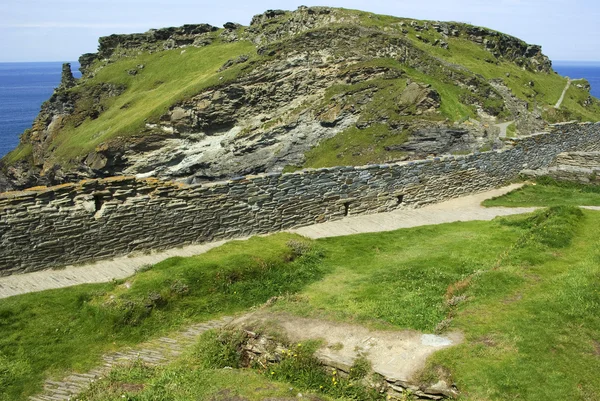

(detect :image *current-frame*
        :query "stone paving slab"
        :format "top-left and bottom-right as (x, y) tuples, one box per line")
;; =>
(29, 316), (233, 401)
(0, 183), (582, 299)
(0, 240), (232, 299)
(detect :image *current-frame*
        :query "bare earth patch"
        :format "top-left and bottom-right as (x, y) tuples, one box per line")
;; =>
(232, 312), (463, 384)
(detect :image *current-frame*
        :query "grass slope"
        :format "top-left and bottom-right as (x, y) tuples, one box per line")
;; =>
(30, 40), (255, 163)
(0, 234), (324, 400)
(270, 220), (523, 331)
(426, 207), (600, 400)
(483, 178), (600, 207)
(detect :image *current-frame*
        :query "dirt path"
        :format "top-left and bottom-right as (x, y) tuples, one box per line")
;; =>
(234, 312), (462, 386)
(555, 78), (573, 109)
(0, 185), (537, 299)
(494, 120), (514, 138)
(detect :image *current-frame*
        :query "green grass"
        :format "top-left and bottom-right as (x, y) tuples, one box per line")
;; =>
(62, 204), (600, 401)
(402, 65), (476, 121)
(4, 204), (600, 400)
(424, 208), (600, 401)
(270, 220), (524, 331)
(4, 181), (600, 399)
(0, 234), (324, 400)
(389, 16), (599, 122)
(406, 31), (567, 107)
(293, 58), (471, 169)
(78, 357), (333, 401)
(46, 40), (255, 163)
(196, 332), (383, 400)
(483, 177), (600, 207)
(506, 121), (517, 137)
(3, 143), (32, 165)
(296, 124), (408, 169)
(560, 81), (600, 122)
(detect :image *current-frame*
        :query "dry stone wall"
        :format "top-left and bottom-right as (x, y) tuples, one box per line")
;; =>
(1, 122), (600, 276)
(523, 148), (600, 184)
(553, 151), (600, 169)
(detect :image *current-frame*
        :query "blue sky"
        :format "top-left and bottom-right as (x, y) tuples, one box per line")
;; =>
(1, 0), (599, 62)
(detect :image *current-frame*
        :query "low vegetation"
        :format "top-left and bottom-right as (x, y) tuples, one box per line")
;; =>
(3, 185), (600, 400)
(78, 358), (332, 401)
(296, 124), (408, 169)
(9, 40), (256, 164)
(483, 177), (600, 207)
(0, 234), (324, 400)
(196, 333), (382, 401)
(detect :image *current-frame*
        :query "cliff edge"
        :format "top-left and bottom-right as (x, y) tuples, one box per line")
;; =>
(2, 6), (599, 191)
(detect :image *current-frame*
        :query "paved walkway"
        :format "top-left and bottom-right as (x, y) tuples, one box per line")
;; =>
(293, 184), (535, 238)
(1, 184), (535, 299)
(29, 316), (233, 401)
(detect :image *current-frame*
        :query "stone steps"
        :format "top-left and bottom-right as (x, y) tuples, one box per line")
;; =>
(28, 316), (233, 401)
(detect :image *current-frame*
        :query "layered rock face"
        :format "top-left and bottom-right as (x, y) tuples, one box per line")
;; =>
(1, 6), (596, 192)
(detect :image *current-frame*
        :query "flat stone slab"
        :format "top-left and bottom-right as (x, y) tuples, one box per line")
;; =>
(233, 312), (463, 384)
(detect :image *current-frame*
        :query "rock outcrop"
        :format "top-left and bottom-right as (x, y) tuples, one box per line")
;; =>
(2, 6), (598, 190)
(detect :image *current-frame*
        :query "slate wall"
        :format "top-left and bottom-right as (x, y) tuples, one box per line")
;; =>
(1, 122), (599, 276)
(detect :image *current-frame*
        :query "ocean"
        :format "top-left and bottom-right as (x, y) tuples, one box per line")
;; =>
(0, 61), (599, 159)
(0, 62), (80, 158)
(553, 61), (600, 98)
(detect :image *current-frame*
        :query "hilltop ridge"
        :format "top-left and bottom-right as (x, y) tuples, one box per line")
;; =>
(2, 6), (599, 191)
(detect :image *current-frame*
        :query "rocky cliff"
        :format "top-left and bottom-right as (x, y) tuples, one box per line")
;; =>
(2, 6), (599, 191)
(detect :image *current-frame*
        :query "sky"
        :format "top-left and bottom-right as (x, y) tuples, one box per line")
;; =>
(1, 0), (599, 63)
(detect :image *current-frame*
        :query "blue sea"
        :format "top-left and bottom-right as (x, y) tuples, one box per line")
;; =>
(0, 62), (80, 158)
(553, 61), (600, 98)
(0, 61), (599, 158)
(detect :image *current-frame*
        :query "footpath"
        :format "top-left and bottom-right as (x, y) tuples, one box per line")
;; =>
(29, 316), (234, 401)
(1, 184), (534, 299)
(12, 183), (599, 401)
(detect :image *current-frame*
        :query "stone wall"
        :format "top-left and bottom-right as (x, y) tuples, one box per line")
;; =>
(1, 122), (599, 276)
(553, 151), (600, 169)
(523, 148), (600, 184)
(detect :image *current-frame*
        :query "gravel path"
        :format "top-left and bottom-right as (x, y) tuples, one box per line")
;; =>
(1, 184), (534, 299)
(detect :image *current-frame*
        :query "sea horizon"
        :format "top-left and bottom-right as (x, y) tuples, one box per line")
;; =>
(554, 60), (600, 64)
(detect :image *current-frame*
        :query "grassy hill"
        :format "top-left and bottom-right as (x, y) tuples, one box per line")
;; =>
(2, 6), (600, 190)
